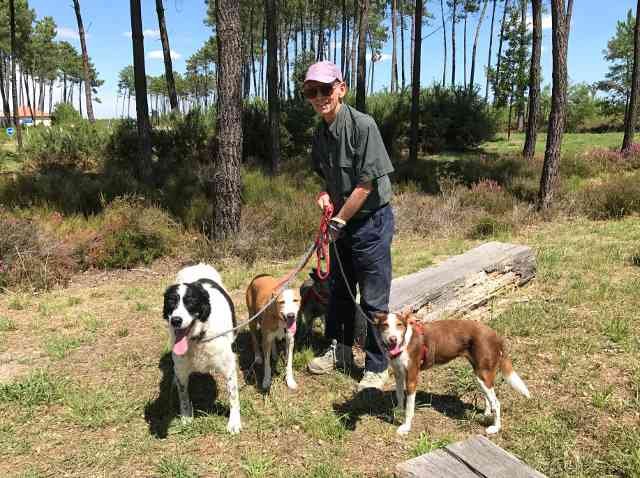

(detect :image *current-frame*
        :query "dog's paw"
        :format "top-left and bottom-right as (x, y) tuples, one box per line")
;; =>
(254, 355), (263, 365)
(286, 377), (298, 390)
(261, 377), (272, 390)
(396, 424), (412, 436)
(226, 415), (242, 434)
(485, 425), (501, 435)
(483, 408), (493, 417)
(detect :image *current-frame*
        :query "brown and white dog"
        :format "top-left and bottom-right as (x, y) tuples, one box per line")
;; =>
(374, 310), (530, 435)
(246, 274), (301, 390)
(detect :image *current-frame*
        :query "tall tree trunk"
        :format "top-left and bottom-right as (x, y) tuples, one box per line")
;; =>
(622, 0), (640, 153)
(23, 74), (34, 122)
(260, 19), (265, 100)
(485, 0), (498, 101)
(211, 0), (242, 239)
(463, 11), (467, 89)
(341, 0), (347, 75)
(351, 1), (358, 88)
(9, 0), (21, 148)
(523, 0), (542, 160)
(73, 0), (95, 122)
(401, 7), (406, 89)
(517, 0), (527, 129)
(155, 0), (179, 111)
(78, 81), (83, 116)
(48, 80), (53, 115)
(539, 0), (574, 210)
(494, 0), (510, 104)
(264, 0), (280, 174)
(317, 2), (325, 60)
(470, 0), (488, 90)
(250, 5), (258, 97)
(451, 0), (457, 87)
(130, 0), (153, 182)
(0, 53), (10, 125)
(409, 0), (423, 164)
(391, 0), (398, 93)
(356, 0), (368, 112)
(441, 0), (447, 87)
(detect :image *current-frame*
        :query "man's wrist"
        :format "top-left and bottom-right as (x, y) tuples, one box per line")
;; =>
(331, 217), (346, 225)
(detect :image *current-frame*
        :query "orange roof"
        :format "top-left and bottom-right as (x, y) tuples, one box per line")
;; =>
(16, 106), (49, 117)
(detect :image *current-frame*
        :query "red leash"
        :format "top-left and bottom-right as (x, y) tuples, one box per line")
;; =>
(314, 204), (333, 281)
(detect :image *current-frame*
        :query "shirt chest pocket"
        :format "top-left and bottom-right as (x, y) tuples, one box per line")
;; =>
(336, 157), (357, 197)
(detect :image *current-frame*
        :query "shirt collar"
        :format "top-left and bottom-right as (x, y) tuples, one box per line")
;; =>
(323, 103), (347, 140)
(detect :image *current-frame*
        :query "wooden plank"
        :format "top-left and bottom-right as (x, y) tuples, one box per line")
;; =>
(388, 242), (535, 317)
(395, 448), (479, 478)
(445, 435), (547, 478)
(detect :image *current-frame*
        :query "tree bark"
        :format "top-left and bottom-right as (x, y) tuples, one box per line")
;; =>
(409, 0), (423, 164)
(210, 0), (242, 240)
(401, 6), (406, 89)
(463, 11), (468, 89)
(130, 0), (153, 182)
(539, 0), (574, 211)
(155, 0), (179, 111)
(485, 0), (497, 101)
(73, 0), (95, 122)
(265, 0), (280, 173)
(391, 0), (398, 93)
(351, 1), (358, 89)
(356, 0), (368, 112)
(0, 54), (10, 126)
(470, 0), (489, 90)
(9, 0), (21, 149)
(494, 0), (510, 104)
(441, 0), (447, 88)
(622, 0), (640, 153)
(523, 0), (542, 160)
(341, 0), (347, 74)
(451, 0), (457, 87)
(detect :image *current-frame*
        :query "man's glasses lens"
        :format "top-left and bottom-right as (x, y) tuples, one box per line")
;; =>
(304, 84), (335, 99)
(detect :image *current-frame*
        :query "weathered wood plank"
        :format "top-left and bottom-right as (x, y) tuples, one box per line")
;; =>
(445, 435), (547, 478)
(395, 448), (479, 478)
(389, 242), (535, 319)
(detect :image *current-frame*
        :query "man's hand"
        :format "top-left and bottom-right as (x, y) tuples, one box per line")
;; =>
(316, 191), (332, 210)
(328, 217), (346, 242)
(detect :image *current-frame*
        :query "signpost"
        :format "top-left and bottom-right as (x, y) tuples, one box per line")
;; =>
(6, 127), (14, 137)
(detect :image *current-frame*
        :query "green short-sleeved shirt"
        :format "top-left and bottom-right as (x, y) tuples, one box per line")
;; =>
(311, 104), (394, 220)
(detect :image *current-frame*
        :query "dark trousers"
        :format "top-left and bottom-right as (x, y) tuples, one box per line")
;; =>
(325, 204), (394, 373)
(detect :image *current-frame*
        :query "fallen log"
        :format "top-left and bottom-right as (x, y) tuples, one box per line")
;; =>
(389, 241), (535, 321)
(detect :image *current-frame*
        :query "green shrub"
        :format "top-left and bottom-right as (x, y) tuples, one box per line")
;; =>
(89, 197), (178, 269)
(576, 173), (640, 219)
(469, 216), (513, 239)
(23, 121), (107, 173)
(0, 209), (78, 290)
(51, 103), (82, 126)
(242, 98), (293, 164)
(460, 179), (515, 214)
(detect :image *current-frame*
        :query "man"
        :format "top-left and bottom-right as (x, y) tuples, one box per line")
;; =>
(304, 61), (395, 391)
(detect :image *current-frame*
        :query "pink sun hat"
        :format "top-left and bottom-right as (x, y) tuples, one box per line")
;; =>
(304, 61), (343, 84)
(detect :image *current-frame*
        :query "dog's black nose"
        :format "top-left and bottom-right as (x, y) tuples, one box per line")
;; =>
(388, 337), (397, 347)
(170, 316), (182, 328)
(286, 313), (296, 320)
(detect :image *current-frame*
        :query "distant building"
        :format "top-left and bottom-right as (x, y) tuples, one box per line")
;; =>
(0, 106), (52, 126)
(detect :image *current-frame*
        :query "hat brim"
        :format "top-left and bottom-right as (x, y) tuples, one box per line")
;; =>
(303, 74), (341, 84)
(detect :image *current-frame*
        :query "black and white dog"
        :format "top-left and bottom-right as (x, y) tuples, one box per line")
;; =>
(162, 263), (241, 434)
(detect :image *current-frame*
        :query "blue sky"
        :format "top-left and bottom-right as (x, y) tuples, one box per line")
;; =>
(32, 0), (638, 118)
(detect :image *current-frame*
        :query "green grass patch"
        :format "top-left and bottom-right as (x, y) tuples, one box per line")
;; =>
(0, 316), (17, 331)
(43, 334), (85, 360)
(156, 455), (199, 478)
(240, 454), (274, 478)
(0, 370), (65, 406)
(411, 432), (454, 457)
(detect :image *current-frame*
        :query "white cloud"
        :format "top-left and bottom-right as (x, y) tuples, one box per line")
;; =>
(147, 49), (182, 60)
(378, 53), (392, 62)
(57, 26), (82, 41)
(527, 13), (553, 31)
(123, 29), (161, 39)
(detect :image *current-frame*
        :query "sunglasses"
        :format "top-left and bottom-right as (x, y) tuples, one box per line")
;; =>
(303, 83), (337, 99)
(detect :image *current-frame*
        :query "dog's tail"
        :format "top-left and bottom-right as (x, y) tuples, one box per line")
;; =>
(500, 354), (531, 398)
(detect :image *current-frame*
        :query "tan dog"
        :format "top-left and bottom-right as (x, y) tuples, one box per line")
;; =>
(374, 310), (530, 435)
(246, 274), (301, 390)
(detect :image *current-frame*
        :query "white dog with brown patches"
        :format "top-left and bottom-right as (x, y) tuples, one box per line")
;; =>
(246, 274), (301, 390)
(374, 310), (530, 436)
(163, 263), (241, 434)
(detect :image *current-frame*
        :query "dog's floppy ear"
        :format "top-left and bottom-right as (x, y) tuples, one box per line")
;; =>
(163, 285), (180, 321)
(190, 282), (211, 321)
(371, 311), (387, 326)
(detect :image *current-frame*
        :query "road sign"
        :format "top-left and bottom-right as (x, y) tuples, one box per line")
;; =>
(6, 127), (14, 137)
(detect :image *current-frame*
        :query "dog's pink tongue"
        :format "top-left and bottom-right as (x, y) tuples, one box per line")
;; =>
(287, 318), (297, 336)
(173, 330), (189, 356)
(388, 344), (402, 356)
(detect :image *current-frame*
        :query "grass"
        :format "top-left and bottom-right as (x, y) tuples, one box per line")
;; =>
(1, 133), (640, 477)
